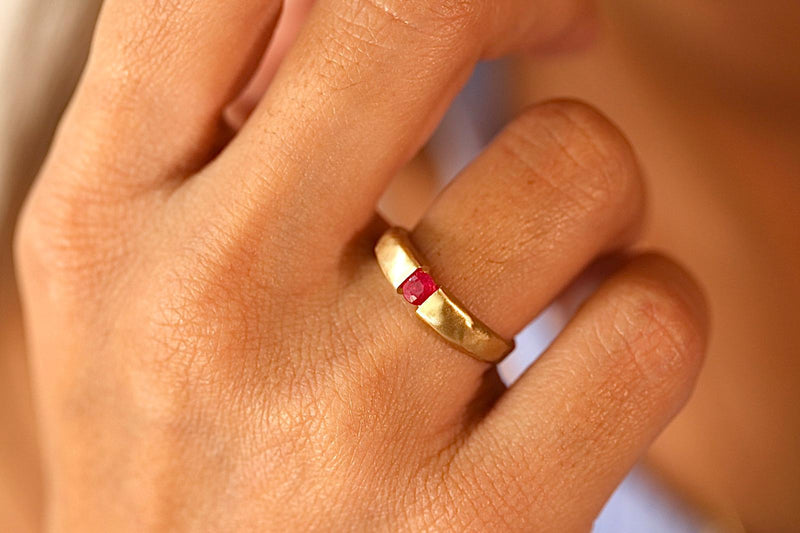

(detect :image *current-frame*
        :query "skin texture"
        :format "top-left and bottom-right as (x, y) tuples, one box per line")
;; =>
(11, 0), (711, 531)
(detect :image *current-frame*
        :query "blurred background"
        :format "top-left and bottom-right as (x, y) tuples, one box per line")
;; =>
(1, 1), (799, 531)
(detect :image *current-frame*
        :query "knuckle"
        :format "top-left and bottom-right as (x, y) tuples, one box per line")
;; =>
(413, 0), (482, 38)
(140, 226), (310, 387)
(146, 246), (263, 371)
(14, 184), (128, 287)
(338, 0), (481, 47)
(513, 100), (643, 220)
(310, 0), (482, 95)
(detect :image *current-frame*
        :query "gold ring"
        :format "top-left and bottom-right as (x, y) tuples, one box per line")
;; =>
(375, 227), (515, 364)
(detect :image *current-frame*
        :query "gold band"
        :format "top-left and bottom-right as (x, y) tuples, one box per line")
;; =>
(375, 227), (514, 364)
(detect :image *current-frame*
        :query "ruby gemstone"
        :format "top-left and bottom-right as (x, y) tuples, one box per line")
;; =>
(400, 268), (438, 306)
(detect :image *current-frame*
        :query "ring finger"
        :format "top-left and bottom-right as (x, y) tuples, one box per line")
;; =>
(343, 100), (644, 424)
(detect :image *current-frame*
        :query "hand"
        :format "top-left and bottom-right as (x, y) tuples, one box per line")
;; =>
(15, 0), (707, 530)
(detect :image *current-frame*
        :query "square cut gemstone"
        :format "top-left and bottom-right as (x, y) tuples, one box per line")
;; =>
(400, 268), (438, 305)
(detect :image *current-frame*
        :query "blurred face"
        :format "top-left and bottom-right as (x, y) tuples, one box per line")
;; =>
(612, 0), (800, 102)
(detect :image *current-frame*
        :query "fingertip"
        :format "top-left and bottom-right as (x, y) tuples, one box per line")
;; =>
(619, 252), (710, 349)
(598, 252), (710, 399)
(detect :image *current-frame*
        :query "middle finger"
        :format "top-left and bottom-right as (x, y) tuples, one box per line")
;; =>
(206, 0), (590, 270)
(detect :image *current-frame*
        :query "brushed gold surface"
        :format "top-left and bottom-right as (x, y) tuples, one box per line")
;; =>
(375, 227), (514, 363)
(375, 228), (421, 290)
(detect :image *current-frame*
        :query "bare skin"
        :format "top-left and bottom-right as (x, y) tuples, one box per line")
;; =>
(3, 0), (797, 531)
(10, 0), (711, 531)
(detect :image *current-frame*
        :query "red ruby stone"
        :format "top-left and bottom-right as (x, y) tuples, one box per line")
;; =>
(400, 268), (438, 305)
